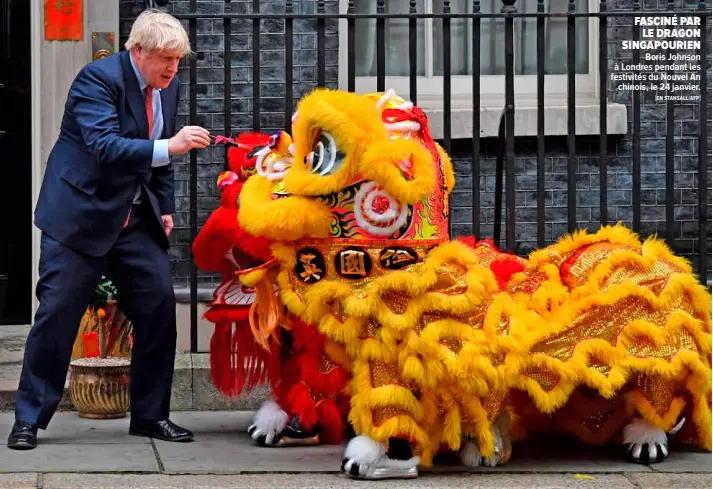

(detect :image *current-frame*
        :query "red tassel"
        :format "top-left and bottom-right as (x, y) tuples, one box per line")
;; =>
(208, 313), (278, 398)
(209, 322), (234, 396)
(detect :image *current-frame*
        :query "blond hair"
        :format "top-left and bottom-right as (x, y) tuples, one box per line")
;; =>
(125, 9), (191, 56)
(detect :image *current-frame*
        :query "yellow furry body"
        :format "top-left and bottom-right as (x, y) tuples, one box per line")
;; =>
(266, 226), (711, 464)
(234, 87), (711, 465)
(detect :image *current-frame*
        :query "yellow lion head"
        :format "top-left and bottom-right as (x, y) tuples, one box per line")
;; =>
(238, 88), (456, 245)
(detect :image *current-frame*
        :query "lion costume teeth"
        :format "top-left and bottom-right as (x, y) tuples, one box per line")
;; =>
(199, 88), (711, 479)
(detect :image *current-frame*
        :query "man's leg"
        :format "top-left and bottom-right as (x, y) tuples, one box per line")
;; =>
(105, 204), (182, 429)
(14, 233), (105, 430)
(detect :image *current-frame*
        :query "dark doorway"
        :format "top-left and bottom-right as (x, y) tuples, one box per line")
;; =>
(0, 0), (31, 324)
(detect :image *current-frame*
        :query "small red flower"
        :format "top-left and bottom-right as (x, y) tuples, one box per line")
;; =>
(372, 196), (390, 214)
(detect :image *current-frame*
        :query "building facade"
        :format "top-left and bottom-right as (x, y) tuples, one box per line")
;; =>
(118, 0), (711, 291)
(1, 0), (710, 353)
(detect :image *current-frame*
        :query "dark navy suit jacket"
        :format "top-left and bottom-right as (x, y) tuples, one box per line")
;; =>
(35, 50), (179, 257)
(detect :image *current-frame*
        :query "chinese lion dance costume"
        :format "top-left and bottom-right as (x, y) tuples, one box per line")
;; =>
(194, 88), (712, 480)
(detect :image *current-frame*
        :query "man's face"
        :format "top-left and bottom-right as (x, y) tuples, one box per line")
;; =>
(133, 46), (182, 89)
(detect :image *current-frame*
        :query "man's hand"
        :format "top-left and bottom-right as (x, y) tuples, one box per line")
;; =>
(162, 215), (174, 236)
(168, 126), (211, 155)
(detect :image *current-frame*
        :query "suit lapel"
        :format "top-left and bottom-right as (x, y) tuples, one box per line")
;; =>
(120, 51), (149, 139)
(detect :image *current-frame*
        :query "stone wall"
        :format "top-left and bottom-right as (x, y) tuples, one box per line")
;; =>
(119, 0), (712, 291)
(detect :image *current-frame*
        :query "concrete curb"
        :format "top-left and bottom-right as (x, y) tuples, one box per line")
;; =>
(0, 353), (269, 413)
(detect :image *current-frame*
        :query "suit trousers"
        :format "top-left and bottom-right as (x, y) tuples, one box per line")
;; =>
(15, 200), (177, 429)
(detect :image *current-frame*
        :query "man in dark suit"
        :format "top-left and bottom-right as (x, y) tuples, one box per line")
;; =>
(7, 10), (211, 449)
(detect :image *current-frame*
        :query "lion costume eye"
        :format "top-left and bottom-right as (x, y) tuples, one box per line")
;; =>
(305, 131), (345, 176)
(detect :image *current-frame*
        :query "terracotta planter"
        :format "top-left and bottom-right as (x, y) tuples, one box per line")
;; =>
(68, 357), (131, 419)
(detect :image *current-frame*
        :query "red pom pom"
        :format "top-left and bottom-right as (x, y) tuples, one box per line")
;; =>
(490, 258), (526, 290)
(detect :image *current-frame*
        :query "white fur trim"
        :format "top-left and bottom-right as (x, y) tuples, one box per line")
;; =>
(250, 400), (288, 445)
(384, 121), (421, 133)
(376, 89), (396, 109)
(353, 182), (409, 236)
(622, 418), (667, 447)
(344, 435), (386, 467)
(265, 154), (291, 182)
(254, 147), (272, 177)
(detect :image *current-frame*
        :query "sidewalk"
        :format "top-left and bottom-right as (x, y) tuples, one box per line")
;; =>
(0, 411), (710, 489)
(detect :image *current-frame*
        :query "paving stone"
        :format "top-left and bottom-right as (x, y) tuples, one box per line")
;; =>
(166, 410), (254, 433)
(626, 472), (713, 488)
(647, 449), (712, 473)
(0, 444), (158, 473)
(0, 411), (709, 480)
(0, 474), (38, 489)
(41, 473), (636, 489)
(156, 432), (344, 474)
(0, 326), (30, 364)
(0, 412), (148, 445)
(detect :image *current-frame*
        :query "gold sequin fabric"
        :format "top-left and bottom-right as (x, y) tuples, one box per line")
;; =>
(268, 224), (712, 462)
(318, 351), (340, 376)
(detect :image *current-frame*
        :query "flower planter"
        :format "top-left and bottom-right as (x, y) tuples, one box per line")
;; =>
(69, 357), (131, 419)
(68, 279), (134, 419)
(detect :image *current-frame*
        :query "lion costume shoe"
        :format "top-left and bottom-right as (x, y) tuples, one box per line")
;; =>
(198, 88), (711, 479)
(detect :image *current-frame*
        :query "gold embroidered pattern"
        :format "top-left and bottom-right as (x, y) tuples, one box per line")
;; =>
(373, 406), (410, 427)
(371, 361), (402, 388)
(318, 350), (339, 375)
(381, 290), (411, 315)
(632, 373), (676, 416)
(522, 367), (560, 392)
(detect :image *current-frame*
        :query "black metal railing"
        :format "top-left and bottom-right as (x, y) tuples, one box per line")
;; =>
(170, 1), (712, 353)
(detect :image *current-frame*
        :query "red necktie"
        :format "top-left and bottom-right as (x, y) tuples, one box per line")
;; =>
(145, 86), (154, 139)
(123, 86), (154, 229)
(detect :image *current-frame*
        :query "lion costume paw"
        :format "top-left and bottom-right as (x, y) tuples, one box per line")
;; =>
(248, 400), (289, 446)
(459, 413), (512, 468)
(341, 435), (420, 480)
(623, 417), (685, 464)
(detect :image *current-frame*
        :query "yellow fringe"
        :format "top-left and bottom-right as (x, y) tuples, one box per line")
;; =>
(245, 222), (712, 462)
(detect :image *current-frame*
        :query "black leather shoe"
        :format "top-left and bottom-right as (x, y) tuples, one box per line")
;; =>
(7, 421), (38, 450)
(129, 419), (193, 442)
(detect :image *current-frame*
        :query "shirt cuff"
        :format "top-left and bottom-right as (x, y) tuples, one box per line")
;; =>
(151, 139), (170, 167)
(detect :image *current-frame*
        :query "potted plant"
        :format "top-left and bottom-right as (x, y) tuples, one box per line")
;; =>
(68, 277), (133, 419)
